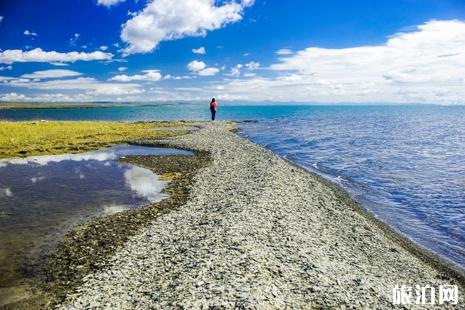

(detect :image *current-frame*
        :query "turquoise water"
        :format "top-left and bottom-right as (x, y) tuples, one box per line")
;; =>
(1, 104), (465, 270)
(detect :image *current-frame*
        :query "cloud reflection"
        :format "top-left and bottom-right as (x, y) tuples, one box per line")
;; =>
(0, 150), (116, 168)
(124, 166), (168, 203)
(1, 187), (13, 197)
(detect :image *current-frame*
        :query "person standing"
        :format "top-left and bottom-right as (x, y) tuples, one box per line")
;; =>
(210, 98), (217, 121)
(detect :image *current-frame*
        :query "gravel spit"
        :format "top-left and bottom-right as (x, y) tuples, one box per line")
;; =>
(59, 123), (464, 309)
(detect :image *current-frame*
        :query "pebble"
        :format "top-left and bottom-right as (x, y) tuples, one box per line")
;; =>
(59, 123), (464, 309)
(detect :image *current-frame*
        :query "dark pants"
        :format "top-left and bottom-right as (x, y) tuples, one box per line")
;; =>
(210, 109), (216, 121)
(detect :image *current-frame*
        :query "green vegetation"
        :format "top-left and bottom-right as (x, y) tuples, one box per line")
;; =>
(0, 121), (188, 159)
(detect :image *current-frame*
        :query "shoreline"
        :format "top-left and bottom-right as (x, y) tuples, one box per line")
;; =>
(2, 121), (464, 308)
(280, 157), (465, 283)
(1, 151), (210, 309)
(240, 123), (465, 282)
(55, 122), (464, 308)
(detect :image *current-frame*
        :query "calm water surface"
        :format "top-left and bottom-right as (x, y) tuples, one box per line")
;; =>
(1, 104), (464, 270)
(0, 145), (191, 288)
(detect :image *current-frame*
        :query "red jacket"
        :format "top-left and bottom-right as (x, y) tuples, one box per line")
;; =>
(210, 101), (217, 110)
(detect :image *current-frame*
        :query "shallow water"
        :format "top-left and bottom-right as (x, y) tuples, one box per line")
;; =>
(0, 145), (192, 288)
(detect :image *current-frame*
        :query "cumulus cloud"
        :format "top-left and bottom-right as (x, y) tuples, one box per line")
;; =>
(266, 20), (465, 101)
(0, 92), (27, 102)
(0, 48), (113, 64)
(227, 64), (243, 77)
(227, 61), (259, 77)
(51, 62), (69, 67)
(0, 92), (92, 103)
(24, 30), (38, 36)
(99, 45), (109, 51)
(0, 65), (12, 71)
(3, 77), (143, 96)
(245, 61), (259, 70)
(121, 0), (254, 54)
(21, 69), (82, 79)
(5, 19), (465, 104)
(118, 66), (128, 71)
(196, 67), (219, 76)
(192, 46), (206, 54)
(200, 19), (465, 104)
(163, 74), (192, 80)
(276, 48), (293, 56)
(110, 69), (162, 82)
(97, 0), (127, 7)
(187, 60), (206, 72)
(187, 60), (219, 76)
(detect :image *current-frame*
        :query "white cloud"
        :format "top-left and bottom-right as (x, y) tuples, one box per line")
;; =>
(187, 60), (219, 76)
(197, 19), (465, 104)
(245, 61), (259, 70)
(97, 0), (127, 7)
(192, 46), (206, 54)
(0, 48), (113, 64)
(121, 0), (254, 54)
(276, 48), (293, 56)
(99, 45), (109, 51)
(227, 64), (243, 77)
(267, 20), (465, 101)
(3, 77), (144, 96)
(0, 16), (4, 24)
(0, 92), (92, 103)
(110, 69), (162, 82)
(69, 33), (80, 46)
(163, 74), (192, 80)
(5, 19), (465, 104)
(0, 65), (12, 71)
(51, 62), (69, 66)
(21, 69), (82, 79)
(118, 66), (128, 71)
(187, 60), (206, 72)
(197, 67), (219, 76)
(226, 62), (258, 77)
(24, 30), (38, 37)
(0, 92), (27, 101)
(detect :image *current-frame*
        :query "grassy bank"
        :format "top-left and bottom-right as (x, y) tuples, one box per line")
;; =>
(0, 121), (189, 159)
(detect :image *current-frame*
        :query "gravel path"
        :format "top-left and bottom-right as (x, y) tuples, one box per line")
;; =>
(60, 123), (464, 309)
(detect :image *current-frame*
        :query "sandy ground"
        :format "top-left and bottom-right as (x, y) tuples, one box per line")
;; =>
(59, 123), (464, 309)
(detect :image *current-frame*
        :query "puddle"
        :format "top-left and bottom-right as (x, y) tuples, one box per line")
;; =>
(0, 145), (192, 292)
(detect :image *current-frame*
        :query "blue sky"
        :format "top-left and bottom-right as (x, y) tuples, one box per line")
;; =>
(1, 0), (465, 104)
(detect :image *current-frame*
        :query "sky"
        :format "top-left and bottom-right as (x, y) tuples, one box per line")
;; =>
(1, 0), (465, 104)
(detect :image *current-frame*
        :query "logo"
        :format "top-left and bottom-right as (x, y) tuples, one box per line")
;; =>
(392, 284), (458, 305)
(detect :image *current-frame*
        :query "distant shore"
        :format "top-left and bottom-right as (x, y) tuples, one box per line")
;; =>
(0, 103), (191, 110)
(55, 123), (464, 309)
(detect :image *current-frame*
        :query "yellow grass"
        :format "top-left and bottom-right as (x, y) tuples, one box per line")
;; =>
(0, 121), (187, 159)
